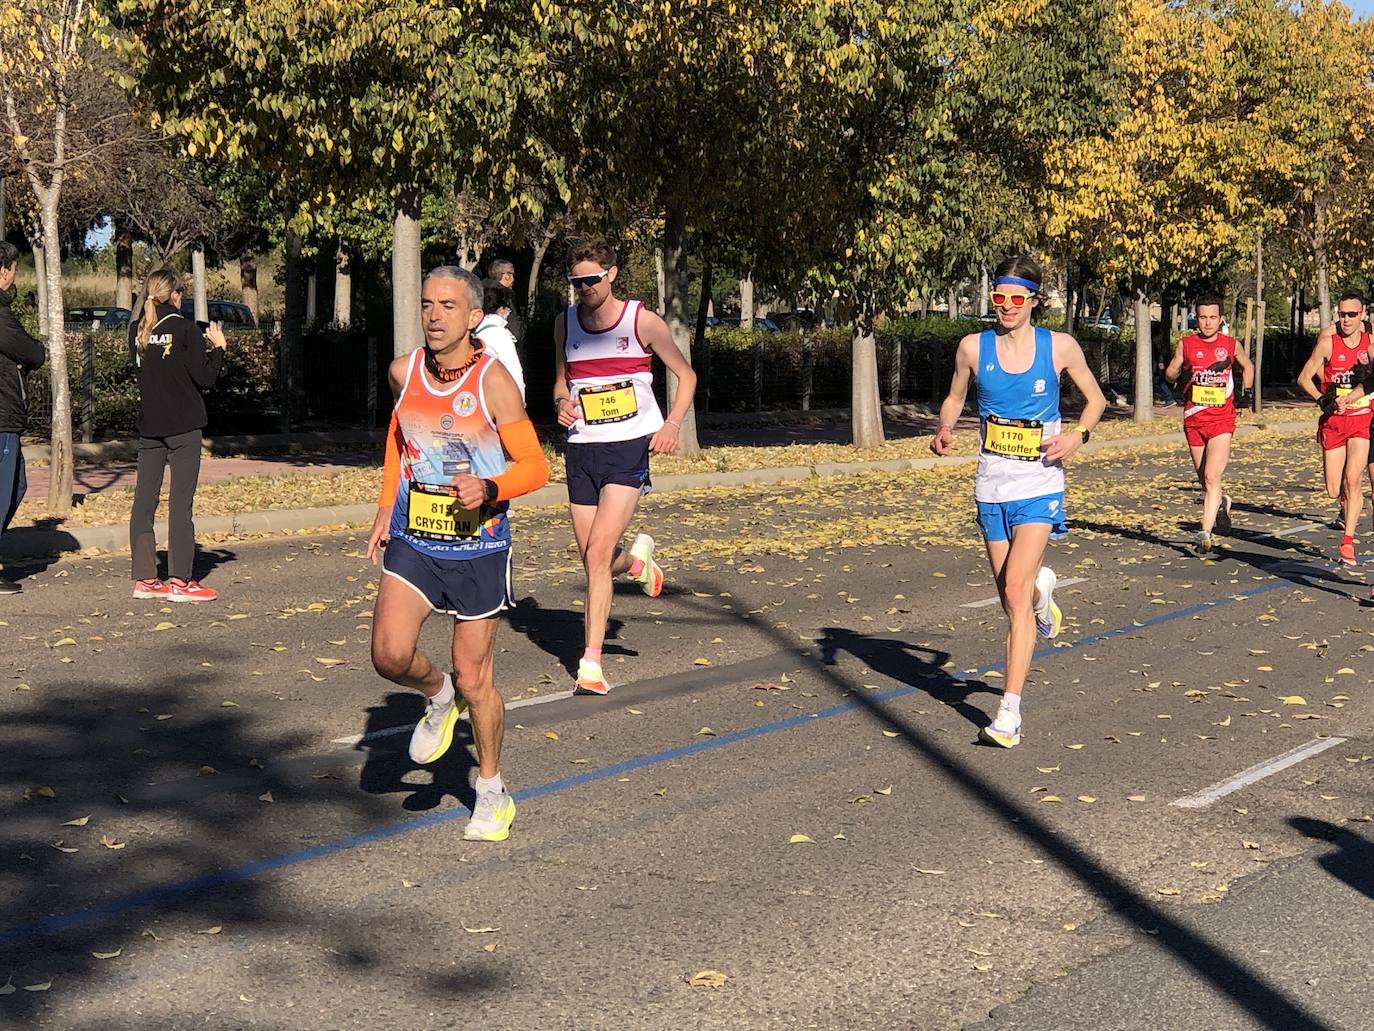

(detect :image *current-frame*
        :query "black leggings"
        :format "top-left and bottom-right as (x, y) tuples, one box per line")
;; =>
(129, 429), (203, 582)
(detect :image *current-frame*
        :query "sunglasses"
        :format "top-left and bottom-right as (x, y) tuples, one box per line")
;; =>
(990, 291), (1035, 309)
(568, 269), (611, 289)
(1339, 309), (1363, 318)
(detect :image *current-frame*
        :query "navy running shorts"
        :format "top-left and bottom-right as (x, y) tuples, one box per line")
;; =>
(564, 435), (653, 507)
(382, 536), (514, 620)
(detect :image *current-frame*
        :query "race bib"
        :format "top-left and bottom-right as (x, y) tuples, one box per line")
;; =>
(1190, 383), (1227, 406)
(406, 483), (482, 541)
(579, 381), (639, 425)
(982, 415), (1044, 461)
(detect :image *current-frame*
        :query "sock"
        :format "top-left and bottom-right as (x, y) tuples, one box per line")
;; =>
(581, 647), (602, 668)
(475, 772), (505, 795)
(1343, 535), (1355, 547)
(431, 673), (455, 708)
(1001, 693), (1022, 717)
(628, 557), (645, 578)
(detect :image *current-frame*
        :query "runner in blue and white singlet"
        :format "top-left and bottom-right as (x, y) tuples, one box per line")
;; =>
(931, 257), (1106, 750)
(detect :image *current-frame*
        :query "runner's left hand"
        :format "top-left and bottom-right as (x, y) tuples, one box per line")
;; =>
(1041, 432), (1083, 463)
(451, 474), (486, 510)
(649, 422), (680, 454)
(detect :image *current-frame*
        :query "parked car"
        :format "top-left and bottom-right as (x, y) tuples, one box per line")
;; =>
(715, 315), (780, 332)
(179, 299), (257, 330)
(1078, 314), (1120, 333)
(64, 306), (131, 331)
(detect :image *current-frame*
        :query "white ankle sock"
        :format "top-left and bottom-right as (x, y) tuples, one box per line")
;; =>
(475, 773), (505, 795)
(431, 673), (455, 708)
(1001, 693), (1022, 716)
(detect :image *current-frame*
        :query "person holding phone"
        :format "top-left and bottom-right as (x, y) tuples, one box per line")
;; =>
(127, 269), (227, 602)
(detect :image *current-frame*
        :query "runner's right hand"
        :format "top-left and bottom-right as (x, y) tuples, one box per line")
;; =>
(556, 396), (579, 428)
(930, 426), (954, 456)
(1320, 391), (1339, 416)
(366, 508), (391, 566)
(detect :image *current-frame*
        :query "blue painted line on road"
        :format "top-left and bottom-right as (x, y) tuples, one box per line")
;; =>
(0, 578), (1296, 948)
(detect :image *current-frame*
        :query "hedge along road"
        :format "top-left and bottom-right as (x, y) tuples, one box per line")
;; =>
(1, 432), (1372, 1030)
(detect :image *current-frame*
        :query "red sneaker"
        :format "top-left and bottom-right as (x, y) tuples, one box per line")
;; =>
(1339, 541), (1357, 567)
(167, 578), (218, 603)
(132, 578), (171, 599)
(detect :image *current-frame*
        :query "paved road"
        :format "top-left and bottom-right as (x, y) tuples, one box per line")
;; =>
(1, 431), (1371, 1030)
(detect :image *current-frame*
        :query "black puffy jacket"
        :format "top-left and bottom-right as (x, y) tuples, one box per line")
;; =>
(129, 303), (224, 438)
(0, 288), (45, 435)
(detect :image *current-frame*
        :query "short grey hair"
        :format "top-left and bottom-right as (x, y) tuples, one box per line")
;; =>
(487, 259), (515, 278)
(0, 242), (18, 269)
(423, 265), (483, 309)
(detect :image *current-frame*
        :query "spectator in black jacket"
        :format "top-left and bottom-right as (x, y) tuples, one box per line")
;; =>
(0, 242), (45, 594)
(127, 268), (227, 603)
(487, 259), (526, 347)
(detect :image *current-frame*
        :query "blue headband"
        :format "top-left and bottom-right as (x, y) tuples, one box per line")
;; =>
(994, 275), (1041, 293)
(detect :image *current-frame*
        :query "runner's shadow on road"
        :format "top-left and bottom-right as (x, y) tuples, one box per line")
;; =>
(1288, 817), (1374, 903)
(817, 627), (997, 733)
(506, 596), (630, 676)
(356, 692), (479, 813)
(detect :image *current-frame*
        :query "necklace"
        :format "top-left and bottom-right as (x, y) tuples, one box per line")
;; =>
(425, 342), (484, 383)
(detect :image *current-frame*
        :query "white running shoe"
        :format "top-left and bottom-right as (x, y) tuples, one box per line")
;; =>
(979, 705), (1022, 749)
(1033, 566), (1061, 639)
(409, 694), (464, 765)
(464, 789), (516, 841)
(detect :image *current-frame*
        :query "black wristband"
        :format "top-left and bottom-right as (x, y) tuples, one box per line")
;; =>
(482, 478), (499, 503)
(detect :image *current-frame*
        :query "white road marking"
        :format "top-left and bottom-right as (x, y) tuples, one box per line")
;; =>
(1170, 737), (1348, 809)
(961, 577), (1088, 609)
(331, 689), (578, 745)
(1274, 521), (1322, 538)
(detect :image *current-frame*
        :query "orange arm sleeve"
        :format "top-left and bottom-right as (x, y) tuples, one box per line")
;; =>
(491, 418), (549, 501)
(377, 408), (402, 508)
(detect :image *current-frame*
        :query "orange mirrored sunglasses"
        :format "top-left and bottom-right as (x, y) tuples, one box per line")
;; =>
(990, 291), (1034, 308)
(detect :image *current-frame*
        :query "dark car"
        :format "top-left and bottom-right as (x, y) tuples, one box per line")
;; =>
(179, 299), (257, 330)
(64, 306), (132, 331)
(715, 315), (780, 332)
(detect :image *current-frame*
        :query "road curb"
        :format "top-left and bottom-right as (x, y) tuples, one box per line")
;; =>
(0, 417), (1316, 563)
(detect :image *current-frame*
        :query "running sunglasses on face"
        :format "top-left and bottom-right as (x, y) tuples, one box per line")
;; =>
(1339, 309), (1363, 318)
(990, 291), (1034, 308)
(568, 270), (612, 289)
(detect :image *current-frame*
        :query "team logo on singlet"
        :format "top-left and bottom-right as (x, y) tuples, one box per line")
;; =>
(985, 363), (995, 373)
(1033, 379), (1046, 395)
(616, 336), (630, 352)
(1214, 347), (1228, 361)
(440, 415), (454, 431)
(1360, 351), (1371, 365)
(454, 392), (477, 417)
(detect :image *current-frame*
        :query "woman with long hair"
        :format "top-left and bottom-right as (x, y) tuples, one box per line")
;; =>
(127, 269), (227, 601)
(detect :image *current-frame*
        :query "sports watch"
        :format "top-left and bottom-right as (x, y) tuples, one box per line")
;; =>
(482, 479), (499, 504)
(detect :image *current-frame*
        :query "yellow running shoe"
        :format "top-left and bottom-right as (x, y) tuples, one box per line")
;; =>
(408, 695), (466, 765)
(574, 658), (611, 695)
(1033, 567), (1062, 639)
(628, 533), (663, 598)
(464, 790), (516, 842)
(978, 705), (1021, 749)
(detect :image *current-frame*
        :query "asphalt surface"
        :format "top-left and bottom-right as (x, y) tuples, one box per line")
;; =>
(1, 429), (1372, 1030)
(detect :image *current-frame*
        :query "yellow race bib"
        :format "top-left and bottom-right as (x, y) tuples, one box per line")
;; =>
(1190, 383), (1227, 406)
(579, 381), (639, 425)
(406, 483), (482, 541)
(982, 415), (1044, 461)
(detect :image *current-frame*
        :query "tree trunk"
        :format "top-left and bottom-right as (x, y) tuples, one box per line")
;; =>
(32, 243), (48, 338)
(977, 266), (989, 318)
(334, 244), (352, 328)
(1064, 261), (1076, 334)
(240, 251), (260, 324)
(695, 258), (713, 413)
(191, 248), (209, 324)
(528, 232), (552, 317)
(280, 227), (306, 431)
(114, 218), (134, 310)
(40, 199), (72, 516)
(660, 206), (700, 455)
(305, 271), (318, 328)
(851, 292), (885, 446)
(393, 187), (423, 357)
(0, 178), (6, 239)
(655, 248), (666, 317)
(1133, 289), (1153, 422)
(947, 285), (959, 320)
(1314, 195), (1332, 328)
(740, 274), (754, 330)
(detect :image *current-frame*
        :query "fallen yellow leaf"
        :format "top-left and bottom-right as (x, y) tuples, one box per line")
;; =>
(788, 833), (815, 844)
(687, 969), (729, 988)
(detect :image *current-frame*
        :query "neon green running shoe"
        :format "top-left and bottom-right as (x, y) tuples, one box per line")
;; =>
(464, 790), (516, 842)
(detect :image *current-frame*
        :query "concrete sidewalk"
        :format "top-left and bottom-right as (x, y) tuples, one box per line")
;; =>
(0, 416), (1315, 562)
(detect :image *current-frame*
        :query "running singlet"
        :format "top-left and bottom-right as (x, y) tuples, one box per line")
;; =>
(1181, 333), (1236, 418)
(563, 299), (665, 444)
(1321, 330), (1373, 418)
(974, 327), (1065, 504)
(387, 348), (511, 560)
